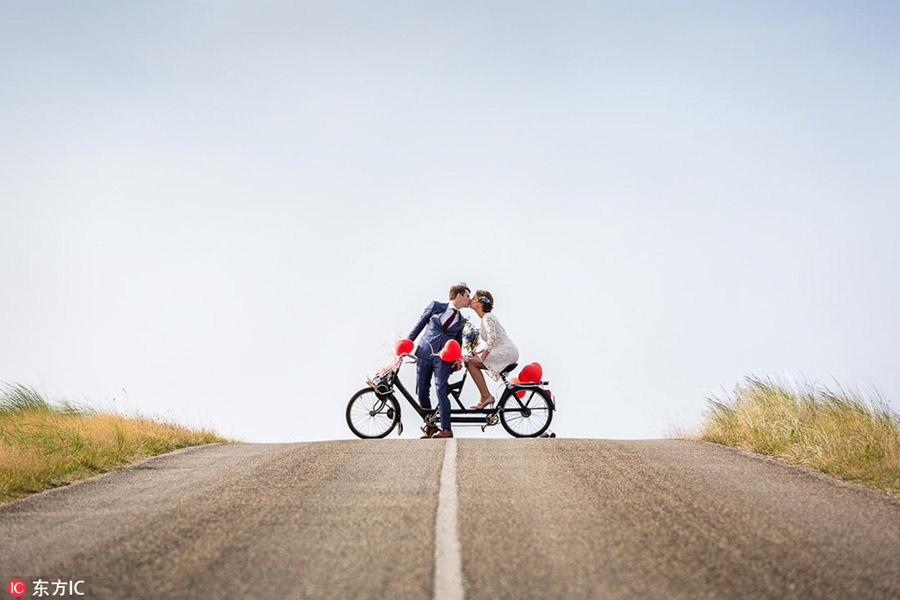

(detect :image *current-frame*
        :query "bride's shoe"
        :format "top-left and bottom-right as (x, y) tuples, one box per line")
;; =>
(470, 395), (495, 410)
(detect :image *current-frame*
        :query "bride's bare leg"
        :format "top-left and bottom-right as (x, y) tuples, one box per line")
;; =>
(466, 358), (492, 404)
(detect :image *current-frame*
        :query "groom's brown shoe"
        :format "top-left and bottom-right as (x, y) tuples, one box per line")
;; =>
(420, 426), (439, 439)
(432, 428), (453, 439)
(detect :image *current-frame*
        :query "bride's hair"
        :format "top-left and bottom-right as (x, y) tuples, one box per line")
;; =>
(474, 290), (494, 312)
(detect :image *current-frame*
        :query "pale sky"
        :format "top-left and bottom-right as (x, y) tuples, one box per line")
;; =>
(2, 1), (898, 442)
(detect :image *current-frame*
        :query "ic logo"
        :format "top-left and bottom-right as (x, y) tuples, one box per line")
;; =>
(8, 579), (26, 597)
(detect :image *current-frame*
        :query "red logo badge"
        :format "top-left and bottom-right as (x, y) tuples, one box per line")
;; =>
(8, 579), (26, 598)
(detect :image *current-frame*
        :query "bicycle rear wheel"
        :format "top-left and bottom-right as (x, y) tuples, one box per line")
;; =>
(346, 388), (400, 439)
(499, 387), (553, 438)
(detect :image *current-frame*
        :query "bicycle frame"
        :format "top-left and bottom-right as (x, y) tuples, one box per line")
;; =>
(370, 354), (554, 428)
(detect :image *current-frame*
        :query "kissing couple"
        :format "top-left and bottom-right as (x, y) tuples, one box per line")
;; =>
(406, 282), (519, 439)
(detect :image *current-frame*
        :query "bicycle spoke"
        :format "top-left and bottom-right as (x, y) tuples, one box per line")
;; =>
(500, 389), (551, 437)
(347, 389), (397, 438)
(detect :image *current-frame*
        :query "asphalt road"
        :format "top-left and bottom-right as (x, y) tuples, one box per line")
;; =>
(2, 439), (899, 599)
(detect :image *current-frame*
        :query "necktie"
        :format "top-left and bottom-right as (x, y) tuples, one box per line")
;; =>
(443, 308), (458, 331)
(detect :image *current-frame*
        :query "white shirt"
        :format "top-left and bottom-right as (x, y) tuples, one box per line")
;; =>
(440, 304), (460, 328)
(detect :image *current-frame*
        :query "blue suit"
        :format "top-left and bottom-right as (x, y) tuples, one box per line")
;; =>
(408, 301), (465, 430)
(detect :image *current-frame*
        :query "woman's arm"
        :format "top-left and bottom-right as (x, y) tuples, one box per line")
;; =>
(481, 314), (496, 361)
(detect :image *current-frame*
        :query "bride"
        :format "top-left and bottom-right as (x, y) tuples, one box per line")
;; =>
(466, 290), (519, 409)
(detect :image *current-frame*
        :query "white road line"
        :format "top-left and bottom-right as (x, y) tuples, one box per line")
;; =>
(434, 438), (464, 600)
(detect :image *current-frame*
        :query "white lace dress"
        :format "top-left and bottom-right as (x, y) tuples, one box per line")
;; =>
(480, 312), (519, 380)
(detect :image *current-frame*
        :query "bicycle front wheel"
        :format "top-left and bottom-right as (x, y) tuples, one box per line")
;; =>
(499, 387), (553, 438)
(346, 388), (400, 439)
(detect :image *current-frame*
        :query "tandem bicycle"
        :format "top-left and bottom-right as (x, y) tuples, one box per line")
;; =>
(345, 353), (556, 438)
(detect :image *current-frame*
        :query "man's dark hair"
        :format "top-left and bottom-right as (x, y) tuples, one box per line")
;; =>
(449, 283), (470, 300)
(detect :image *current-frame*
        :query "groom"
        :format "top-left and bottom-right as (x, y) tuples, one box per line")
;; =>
(408, 282), (471, 438)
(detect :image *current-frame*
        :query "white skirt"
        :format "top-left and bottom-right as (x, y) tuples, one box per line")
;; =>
(484, 344), (519, 380)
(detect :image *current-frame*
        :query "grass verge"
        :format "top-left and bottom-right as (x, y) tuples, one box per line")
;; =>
(697, 376), (900, 499)
(1, 383), (231, 503)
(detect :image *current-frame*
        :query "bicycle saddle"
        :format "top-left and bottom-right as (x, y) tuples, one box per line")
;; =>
(500, 363), (518, 376)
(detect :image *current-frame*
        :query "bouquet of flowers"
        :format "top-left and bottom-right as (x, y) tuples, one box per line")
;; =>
(462, 318), (480, 355)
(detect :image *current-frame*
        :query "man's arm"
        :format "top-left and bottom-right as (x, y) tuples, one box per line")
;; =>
(452, 326), (466, 371)
(408, 301), (437, 342)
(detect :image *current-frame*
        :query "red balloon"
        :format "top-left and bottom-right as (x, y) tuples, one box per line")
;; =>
(509, 376), (526, 399)
(440, 340), (461, 362)
(395, 339), (414, 355)
(520, 362), (543, 383)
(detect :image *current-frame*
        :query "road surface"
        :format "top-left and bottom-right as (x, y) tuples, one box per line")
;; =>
(2, 439), (899, 599)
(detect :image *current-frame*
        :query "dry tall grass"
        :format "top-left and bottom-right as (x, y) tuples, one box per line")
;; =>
(1, 384), (230, 503)
(699, 377), (900, 498)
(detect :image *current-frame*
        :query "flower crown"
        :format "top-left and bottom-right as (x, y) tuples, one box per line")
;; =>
(478, 296), (491, 303)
